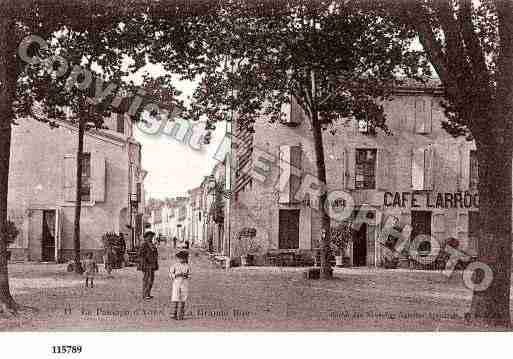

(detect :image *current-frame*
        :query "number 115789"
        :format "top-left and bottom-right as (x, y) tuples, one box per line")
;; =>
(51, 346), (82, 354)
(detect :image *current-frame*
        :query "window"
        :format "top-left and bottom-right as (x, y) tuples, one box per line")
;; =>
(81, 153), (91, 201)
(358, 119), (369, 133)
(357, 119), (375, 134)
(414, 99), (432, 134)
(355, 149), (376, 189)
(470, 150), (479, 190)
(115, 114), (125, 134)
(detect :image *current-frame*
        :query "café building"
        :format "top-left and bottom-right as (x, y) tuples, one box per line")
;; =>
(230, 79), (480, 267)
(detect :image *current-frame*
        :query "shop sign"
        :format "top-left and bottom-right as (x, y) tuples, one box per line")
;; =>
(383, 191), (478, 209)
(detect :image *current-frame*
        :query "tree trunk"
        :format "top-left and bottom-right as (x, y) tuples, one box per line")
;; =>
(311, 111), (332, 279)
(0, 11), (18, 314)
(72, 117), (86, 274)
(469, 139), (512, 327)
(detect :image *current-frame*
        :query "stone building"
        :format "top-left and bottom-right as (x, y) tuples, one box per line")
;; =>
(196, 160), (230, 255)
(230, 79), (480, 267)
(187, 186), (204, 247)
(7, 113), (146, 262)
(198, 175), (214, 250)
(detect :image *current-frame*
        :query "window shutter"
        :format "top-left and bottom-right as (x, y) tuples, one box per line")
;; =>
(290, 145), (302, 203)
(456, 210), (469, 251)
(290, 97), (306, 125)
(432, 211), (446, 233)
(424, 146), (435, 190)
(63, 154), (76, 202)
(427, 99), (434, 133)
(225, 153), (232, 192)
(55, 208), (63, 262)
(92, 154), (106, 202)
(338, 149), (346, 190)
(458, 144), (470, 191)
(376, 148), (390, 190)
(411, 147), (425, 190)
(278, 145), (291, 203)
(116, 113), (125, 134)
(281, 96), (302, 126)
(415, 99), (431, 134)
(131, 164), (137, 195)
(345, 148), (356, 189)
(456, 211), (468, 237)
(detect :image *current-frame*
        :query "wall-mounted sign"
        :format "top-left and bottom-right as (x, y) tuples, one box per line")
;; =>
(383, 191), (478, 209)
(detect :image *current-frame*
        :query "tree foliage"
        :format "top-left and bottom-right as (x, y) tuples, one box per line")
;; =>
(372, 0), (511, 141)
(373, 0), (513, 326)
(147, 0), (431, 133)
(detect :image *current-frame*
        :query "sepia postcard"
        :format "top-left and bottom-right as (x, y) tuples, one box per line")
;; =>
(1, 0), (513, 348)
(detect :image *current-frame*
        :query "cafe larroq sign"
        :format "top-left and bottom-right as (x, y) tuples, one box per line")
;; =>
(383, 191), (479, 209)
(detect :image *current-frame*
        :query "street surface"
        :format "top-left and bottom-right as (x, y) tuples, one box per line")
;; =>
(0, 246), (503, 330)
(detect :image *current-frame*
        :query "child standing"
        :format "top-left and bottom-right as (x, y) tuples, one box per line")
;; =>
(83, 253), (98, 288)
(169, 251), (191, 320)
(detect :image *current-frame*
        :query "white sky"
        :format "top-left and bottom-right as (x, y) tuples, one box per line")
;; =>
(130, 63), (227, 200)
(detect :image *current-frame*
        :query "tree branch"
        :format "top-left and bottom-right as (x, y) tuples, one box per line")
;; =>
(401, 2), (454, 93)
(459, 0), (490, 87)
(432, 0), (472, 95)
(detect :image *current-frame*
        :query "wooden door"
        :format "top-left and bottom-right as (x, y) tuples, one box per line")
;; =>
(278, 209), (300, 249)
(353, 223), (367, 266)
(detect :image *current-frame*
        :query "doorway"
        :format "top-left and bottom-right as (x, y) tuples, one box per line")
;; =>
(278, 209), (300, 249)
(42, 210), (56, 262)
(352, 223), (367, 266)
(411, 211), (432, 251)
(217, 224), (224, 253)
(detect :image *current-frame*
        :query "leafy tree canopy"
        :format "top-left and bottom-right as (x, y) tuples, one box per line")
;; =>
(146, 0), (431, 132)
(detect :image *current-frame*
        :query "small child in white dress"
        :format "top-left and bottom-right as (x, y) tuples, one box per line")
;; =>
(169, 251), (191, 320)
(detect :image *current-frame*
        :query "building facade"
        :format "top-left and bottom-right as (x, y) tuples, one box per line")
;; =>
(188, 186), (204, 247)
(230, 80), (480, 266)
(7, 113), (146, 262)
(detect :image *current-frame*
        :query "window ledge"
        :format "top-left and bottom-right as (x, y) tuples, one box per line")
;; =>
(60, 200), (96, 207)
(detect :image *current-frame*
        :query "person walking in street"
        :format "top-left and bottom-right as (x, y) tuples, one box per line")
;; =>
(138, 231), (159, 301)
(83, 253), (98, 289)
(169, 250), (191, 320)
(172, 236), (177, 249)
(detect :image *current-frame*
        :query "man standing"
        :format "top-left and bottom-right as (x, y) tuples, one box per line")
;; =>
(138, 231), (159, 300)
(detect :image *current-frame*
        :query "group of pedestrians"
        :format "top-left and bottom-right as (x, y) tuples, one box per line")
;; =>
(138, 231), (191, 320)
(80, 230), (192, 320)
